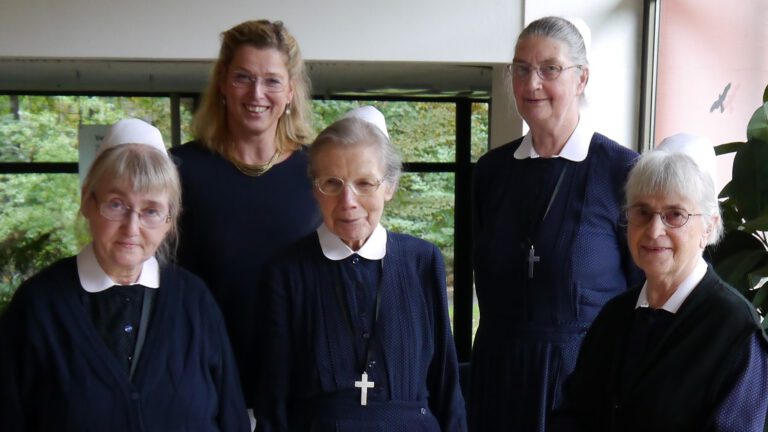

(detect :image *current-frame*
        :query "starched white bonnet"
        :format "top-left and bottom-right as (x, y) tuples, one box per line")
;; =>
(100, 118), (167, 156)
(656, 132), (717, 184)
(342, 105), (389, 138)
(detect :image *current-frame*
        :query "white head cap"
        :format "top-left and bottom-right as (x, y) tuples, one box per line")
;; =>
(342, 105), (389, 138)
(566, 16), (591, 59)
(100, 118), (167, 156)
(657, 133), (717, 184)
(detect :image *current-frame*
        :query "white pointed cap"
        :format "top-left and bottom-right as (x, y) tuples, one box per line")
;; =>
(342, 105), (389, 138)
(657, 132), (717, 183)
(100, 118), (167, 156)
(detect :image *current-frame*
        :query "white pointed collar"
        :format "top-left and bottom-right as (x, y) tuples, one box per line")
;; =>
(635, 257), (708, 313)
(76, 243), (160, 293)
(317, 223), (387, 261)
(513, 115), (594, 161)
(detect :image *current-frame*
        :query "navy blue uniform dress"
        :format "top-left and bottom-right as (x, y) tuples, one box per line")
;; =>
(170, 142), (322, 403)
(557, 266), (768, 431)
(256, 231), (466, 432)
(0, 257), (249, 432)
(470, 132), (640, 431)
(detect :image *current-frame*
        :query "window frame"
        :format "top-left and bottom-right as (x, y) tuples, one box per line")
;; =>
(0, 91), (486, 362)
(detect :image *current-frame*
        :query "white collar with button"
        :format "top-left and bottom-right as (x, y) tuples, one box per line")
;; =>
(76, 243), (160, 292)
(635, 257), (708, 313)
(513, 115), (595, 161)
(317, 223), (387, 261)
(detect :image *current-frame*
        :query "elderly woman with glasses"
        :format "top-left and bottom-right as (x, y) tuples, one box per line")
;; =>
(470, 15), (642, 431)
(556, 134), (768, 431)
(0, 119), (249, 431)
(255, 106), (466, 432)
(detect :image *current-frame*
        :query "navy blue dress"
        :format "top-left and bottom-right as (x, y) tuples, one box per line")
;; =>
(555, 267), (768, 431)
(0, 257), (249, 432)
(170, 142), (322, 403)
(256, 231), (467, 432)
(470, 133), (640, 431)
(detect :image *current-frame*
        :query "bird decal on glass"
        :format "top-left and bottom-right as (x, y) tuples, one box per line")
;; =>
(710, 82), (731, 114)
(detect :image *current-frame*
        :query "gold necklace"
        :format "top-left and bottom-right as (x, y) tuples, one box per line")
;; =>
(231, 147), (282, 177)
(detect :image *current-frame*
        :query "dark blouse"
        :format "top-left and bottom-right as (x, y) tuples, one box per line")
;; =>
(0, 258), (250, 432)
(170, 142), (322, 404)
(256, 231), (467, 432)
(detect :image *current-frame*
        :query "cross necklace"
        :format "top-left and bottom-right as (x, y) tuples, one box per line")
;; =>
(333, 259), (384, 406)
(526, 164), (568, 279)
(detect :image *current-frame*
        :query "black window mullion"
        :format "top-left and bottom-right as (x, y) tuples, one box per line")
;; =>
(0, 162), (78, 174)
(453, 100), (473, 362)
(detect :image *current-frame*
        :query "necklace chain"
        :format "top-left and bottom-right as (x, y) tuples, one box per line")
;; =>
(231, 147), (282, 177)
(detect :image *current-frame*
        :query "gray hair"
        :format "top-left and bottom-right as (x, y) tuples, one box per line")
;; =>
(513, 16), (589, 106)
(81, 144), (182, 264)
(516, 16), (589, 67)
(309, 117), (402, 186)
(625, 150), (724, 245)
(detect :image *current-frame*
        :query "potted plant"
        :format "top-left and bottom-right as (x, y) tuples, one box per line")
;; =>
(710, 83), (768, 324)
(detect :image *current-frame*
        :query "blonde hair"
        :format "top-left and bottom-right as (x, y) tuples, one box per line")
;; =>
(81, 144), (182, 264)
(192, 19), (313, 156)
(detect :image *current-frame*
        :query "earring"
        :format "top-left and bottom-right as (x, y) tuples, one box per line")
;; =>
(285, 103), (292, 115)
(221, 96), (227, 106)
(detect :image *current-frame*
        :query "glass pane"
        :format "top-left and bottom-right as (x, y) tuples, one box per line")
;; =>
(382, 172), (455, 322)
(180, 97), (196, 144)
(0, 95), (174, 163)
(471, 102), (490, 162)
(0, 174), (82, 313)
(312, 100), (457, 162)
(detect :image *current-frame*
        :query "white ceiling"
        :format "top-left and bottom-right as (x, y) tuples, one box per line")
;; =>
(0, 58), (493, 98)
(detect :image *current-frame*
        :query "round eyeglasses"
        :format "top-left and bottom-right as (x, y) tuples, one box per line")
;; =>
(314, 176), (385, 196)
(624, 205), (704, 229)
(506, 63), (582, 81)
(230, 72), (286, 93)
(95, 196), (170, 228)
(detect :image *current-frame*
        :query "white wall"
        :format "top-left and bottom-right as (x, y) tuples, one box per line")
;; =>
(496, 0), (644, 149)
(0, 0), (643, 150)
(0, 0), (521, 62)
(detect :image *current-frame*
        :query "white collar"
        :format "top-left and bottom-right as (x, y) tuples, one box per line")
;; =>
(513, 116), (594, 161)
(76, 243), (160, 292)
(317, 223), (387, 261)
(635, 257), (708, 313)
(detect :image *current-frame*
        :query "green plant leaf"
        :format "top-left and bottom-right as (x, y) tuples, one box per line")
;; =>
(748, 267), (768, 290)
(747, 265), (768, 313)
(714, 141), (744, 156)
(741, 216), (768, 233)
(708, 230), (765, 266)
(713, 249), (767, 294)
(763, 83), (768, 104)
(718, 180), (733, 200)
(730, 139), (768, 220)
(747, 101), (768, 143)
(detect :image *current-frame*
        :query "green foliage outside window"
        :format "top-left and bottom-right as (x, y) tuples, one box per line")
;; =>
(0, 95), (195, 314)
(0, 96), (488, 315)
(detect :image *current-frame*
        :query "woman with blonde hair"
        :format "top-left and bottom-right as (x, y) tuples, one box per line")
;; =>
(170, 19), (321, 410)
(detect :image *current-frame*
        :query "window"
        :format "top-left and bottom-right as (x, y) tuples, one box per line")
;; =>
(0, 93), (488, 360)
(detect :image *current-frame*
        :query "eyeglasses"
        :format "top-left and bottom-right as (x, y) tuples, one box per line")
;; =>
(624, 205), (704, 229)
(506, 63), (582, 81)
(230, 72), (286, 92)
(314, 176), (385, 196)
(94, 195), (170, 228)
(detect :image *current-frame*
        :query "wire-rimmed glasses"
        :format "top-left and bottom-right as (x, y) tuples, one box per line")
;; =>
(624, 205), (704, 229)
(94, 195), (170, 228)
(230, 72), (286, 93)
(314, 176), (385, 196)
(506, 63), (583, 81)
